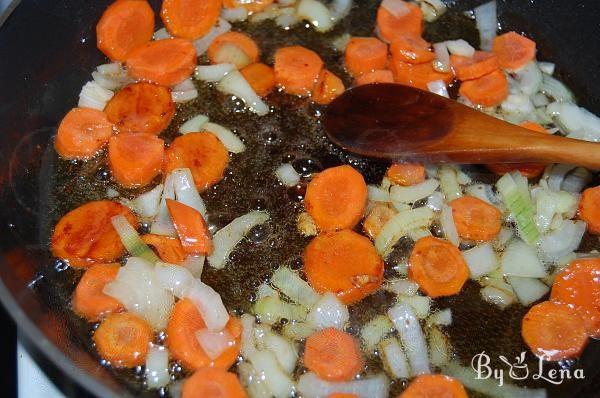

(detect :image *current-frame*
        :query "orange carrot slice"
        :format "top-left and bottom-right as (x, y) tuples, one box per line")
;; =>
(450, 50), (499, 81)
(492, 31), (536, 70)
(207, 31), (260, 69)
(166, 199), (213, 255)
(376, 2), (423, 43)
(54, 107), (114, 160)
(390, 35), (434, 64)
(449, 196), (502, 241)
(182, 367), (247, 398)
(304, 328), (363, 382)
(142, 234), (187, 264)
(274, 46), (324, 96)
(108, 133), (164, 188)
(408, 236), (469, 298)
(400, 374), (468, 398)
(344, 37), (388, 77)
(240, 63), (276, 97)
(386, 163), (426, 186)
(355, 70), (394, 86)
(304, 229), (383, 304)
(72, 263), (122, 322)
(458, 69), (508, 107)
(363, 204), (395, 240)
(312, 69), (345, 105)
(579, 186), (600, 235)
(390, 59), (453, 90)
(161, 0), (222, 40)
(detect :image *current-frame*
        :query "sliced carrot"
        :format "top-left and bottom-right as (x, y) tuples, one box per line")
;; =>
(551, 258), (600, 337)
(312, 69), (345, 105)
(363, 204), (395, 240)
(96, 0), (154, 62)
(486, 121), (549, 178)
(54, 107), (114, 160)
(304, 229), (383, 304)
(141, 234), (187, 264)
(408, 236), (469, 298)
(166, 199), (213, 255)
(386, 163), (425, 186)
(390, 35), (434, 64)
(449, 196), (502, 241)
(126, 38), (197, 86)
(390, 59), (453, 90)
(161, 0), (222, 40)
(355, 70), (394, 86)
(492, 31), (536, 70)
(400, 374), (468, 398)
(522, 300), (588, 361)
(182, 367), (247, 398)
(304, 165), (367, 231)
(93, 312), (153, 368)
(223, 0), (273, 13)
(450, 50), (499, 81)
(376, 2), (423, 43)
(274, 46), (324, 96)
(344, 37), (388, 77)
(304, 328), (363, 382)
(166, 298), (242, 370)
(108, 133), (164, 188)
(207, 32), (260, 69)
(51, 201), (137, 268)
(72, 263), (122, 322)
(458, 69), (508, 107)
(240, 63), (276, 97)
(163, 133), (229, 191)
(104, 82), (175, 135)
(579, 186), (600, 235)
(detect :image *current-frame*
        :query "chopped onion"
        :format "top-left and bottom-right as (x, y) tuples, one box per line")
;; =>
(106, 187), (119, 198)
(221, 6), (248, 22)
(196, 328), (235, 360)
(275, 10), (301, 29)
(419, 0), (447, 22)
(538, 62), (555, 75)
(388, 302), (430, 376)
(212, 42), (252, 69)
(462, 243), (499, 279)
(426, 308), (452, 327)
(331, 33), (352, 52)
(495, 226), (514, 250)
(172, 168), (207, 218)
(439, 166), (462, 201)
(379, 337), (410, 379)
(480, 285), (515, 309)
(192, 18), (231, 55)
(92, 62), (130, 90)
(180, 114), (210, 134)
(427, 80), (449, 98)
(297, 212), (318, 237)
(384, 278), (419, 296)
(562, 167), (593, 193)
(256, 328), (298, 373)
(154, 262), (194, 298)
(208, 211), (270, 269)
(145, 345), (170, 389)
(78, 81), (113, 110)
(507, 276), (549, 306)
(203, 122), (246, 153)
(275, 163), (301, 187)
(497, 172), (539, 245)
(545, 164), (575, 192)
(361, 315), (394, 353)
(474, 1), (497, 51)
(408, 227), (432, 241)
(184, 279), (229, 331)
(217, 70), (270, 116)
(282, 321), (315, 341)
(428, 326), (450, 367)
(440, 204), (460, 246)
(194, 63), (236, 82)
(465, 183), (497, 205)
(296, 0), (334, 32)
(238, 362), (272, 398)
(246, 350), (295, 398)
(390, 179), (439, 204)
(426, 191), (445, 212)
(534, 188), (577, 233)
(445, 39), (475, 57)
(329, 0), (353, 21)
(257, 283), (279, 300)
(514, 61), (542, 95)
(171, 78), (198, 103)
(501, 239), (546, 278)
(111, 215), (159, 263)
(539, 220), (586, 263)
(541, 74), (575, 103)
(153, 27), (172, 40)
(253, 296), (308, 324)
(241, 313), (258, 357)
(131, 184), (163, 218)
(381, 0), (410, 17)
(271, 267), (319, 307)
(182, 255), (204, 278)
(433, 42), (450, 73)
(397, 295), (431, 319)
(150, 172), (177, 237)
(298, 372), (389, 398)
(368, 185), (391, 202)
(307, 292), (349, 330)
(375, 207), (435, 256)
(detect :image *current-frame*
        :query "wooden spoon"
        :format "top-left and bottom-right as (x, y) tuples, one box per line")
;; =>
(323, 83), (600, 169)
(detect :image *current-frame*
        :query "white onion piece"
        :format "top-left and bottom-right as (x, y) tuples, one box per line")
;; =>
(257, 283), (279, 300)
(182, 255), (204, 278)
(154, 262), (194, 298)
(96, 62), (121, 75)
(419, 0), (447, 22)
(298, 372), (389, 398)
(501, 240), (546, 278)
(532, 93), (550, 107)
(271, 267), (319, 307)
(462, 243), (499, 279)
(439, 166), (462, 200)
(480, 285), (515, 309)
(368, 185), (391, 202)
(91, 71), (124, 90)
(507, 276), (549, 306)
(474, 1), (497, 51)
(433, 42), (450, 73)
(427, 80), (449, 98)
(275, 163), (300, 187)
(361, 315), (394, 353)
(426, 308), (452, 327)
(132, 184), (163, 218)
(407, 227), (432, 241)
(541, 75), (575, 103)
(388, 302), (430, 376)
(106, 187), (119, 198)
(514, 62), (542, 95)
(539, 220), (586, 263)
(275, 11), (301, 29)
(196, 328), (235, 360)
(381, 0), (410, 17)
(545, 164), (575, 192)
(172, 168), (207, 218)
(445, 39), (475, 57)
(171, 83), (198, 103)
(384, 279), (419, 296)
(428, 326), (449, 367)
(379, 338), (410, 379)
(397, 295), (431, 319)
(184, 279), (229, 331)
(440, 204), (460, 246)
(194, 63), (236, 82)
(296, 0), (334, 32)
(180, 114), (210, 134)
(145, 345), (170, 389)
(465, 183), (496, 205)
(538, 62), (555, 75)
(307, 292), (349, 330)
(238, 362), (272, 398)
(246, 350), (295, 398)
(208, 211), (270, 269)
(495, 227), (514, 249)
(425, 191), (444, 212)
(258, 329), (298, 374)
(78, 81), (113, 111)
(562, 167), (592, 193)
(213, 42), (252, 69)
(217, 70), (270, 116)
(331, 33), (352, 52)
(375, 207), (435, 256)
(329, 0), (353, 21)
(241, 313), (258, 357)
(203, 122), (246, 153)
(501, 94), (534, 121)
(282, 322), (315, 341)
(153, 27), (172, 40)
(390, 179), (439, 204)
(221, 6), (248, 22)
(192, 18), (231, 55)
(93, 63), (131, 90)
(150, 172), (176, 236)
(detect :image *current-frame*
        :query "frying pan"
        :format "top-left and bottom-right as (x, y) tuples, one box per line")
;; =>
(0, 0), (599, 397)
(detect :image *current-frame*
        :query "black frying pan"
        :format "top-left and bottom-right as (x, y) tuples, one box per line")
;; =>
(0, 1), (599, 397)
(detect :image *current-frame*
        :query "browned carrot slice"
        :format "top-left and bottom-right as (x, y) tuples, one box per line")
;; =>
(108, 133), (164, 188)
(304, 229), (383, 304)
(51, 201), (138, 268)
(166, 199), (213, 255)
(312, 69), (345, 105)
(449, 196), (502, 241)
(274, 46), (324, 96)
(304, 165), (367, 232)
(182, 367), (247, 398)
(126, 38), (197, 86)
(450, 51), (499, 81)
(304, 328), (363, 382)
(390, 59), (453, 90)
(386, 163), (425, 186)
(166, 298), (242, 370)
(390, 35), (434, 64)
(400, 374), (468, 398)
(579, 186), (600, 235)
(492, 31), (536, 70)
(344, 37), (388, 77)
(161, 0), (222, 40)
(363, 204), (395, 240)
(355, 70), (394, 86)
(458, 69), (508, 107)
(141, 234), (187, 264)
(240, 63), (276, 97)
(376, 2), (423, 43)
(72, 263), (122, 322)
(408, 236), (469, 298)
(164, 133), (229, 191)
(93, 312), (153, 368)
(104, 82), (175, 135)
(54, 107), (114, 160)
(207, 32), (260, 69)
(96, 0), (154, 62)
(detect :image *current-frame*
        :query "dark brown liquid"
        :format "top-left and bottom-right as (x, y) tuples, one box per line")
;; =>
(323, 83), (454, 158)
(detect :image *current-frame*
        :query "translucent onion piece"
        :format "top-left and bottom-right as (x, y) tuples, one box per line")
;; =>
(184, 279), (230, 331)
(145, 345), (170, 389)
(217, 70), (270, 116)
(275, 163), (301, 187)
(388, 302), (430, 376)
